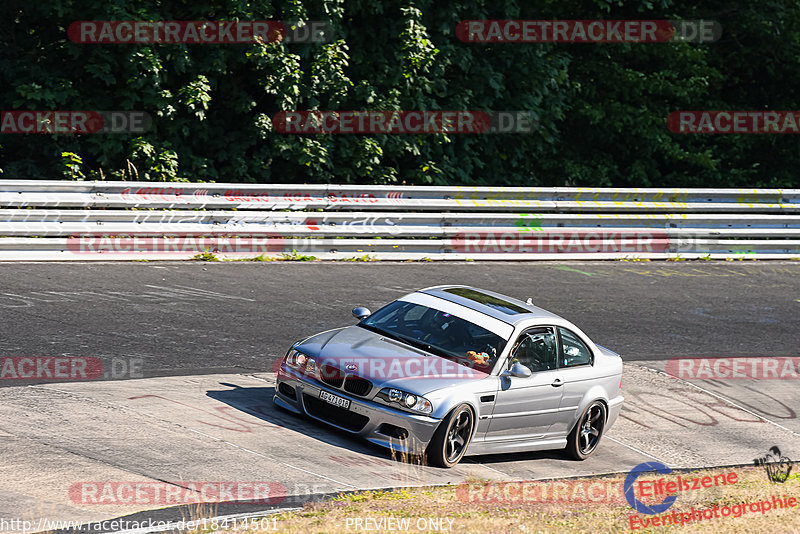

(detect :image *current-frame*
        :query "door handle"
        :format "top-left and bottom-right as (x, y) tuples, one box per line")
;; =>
(551, 378), (563, 387)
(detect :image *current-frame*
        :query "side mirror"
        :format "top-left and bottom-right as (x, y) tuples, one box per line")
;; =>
(352, 306), (371, 320)
(501, 361), (532, 379)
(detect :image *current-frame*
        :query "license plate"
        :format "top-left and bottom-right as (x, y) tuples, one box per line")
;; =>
(319, 390), (350, 409)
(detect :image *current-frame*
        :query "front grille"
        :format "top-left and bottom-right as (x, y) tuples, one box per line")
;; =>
(344, 375), (373, 397)
(303, 394), (369, 432)
(319, 364), (345, 388)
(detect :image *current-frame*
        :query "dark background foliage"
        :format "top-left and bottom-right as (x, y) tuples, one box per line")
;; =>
(0, 0), (798, 186)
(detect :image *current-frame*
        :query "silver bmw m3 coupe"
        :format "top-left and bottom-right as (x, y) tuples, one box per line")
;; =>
(274, 285), (623, 467)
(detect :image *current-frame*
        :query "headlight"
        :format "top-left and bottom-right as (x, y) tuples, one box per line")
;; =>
(284, 349), (318, 377)
(378, 388), (433, 414)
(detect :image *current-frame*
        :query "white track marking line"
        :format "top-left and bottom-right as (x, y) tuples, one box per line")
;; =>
(461, 460), (514, 477)
(242, 373), (274, 382)
(605, 436), (670, 465)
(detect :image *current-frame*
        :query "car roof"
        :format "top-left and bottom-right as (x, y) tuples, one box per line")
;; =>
(418, 285), (563, 326)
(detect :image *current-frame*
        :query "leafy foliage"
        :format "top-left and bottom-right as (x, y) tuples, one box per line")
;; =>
(0, 0), (798, 187)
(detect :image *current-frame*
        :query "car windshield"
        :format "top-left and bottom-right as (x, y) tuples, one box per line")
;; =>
(359, 300), (507, 371)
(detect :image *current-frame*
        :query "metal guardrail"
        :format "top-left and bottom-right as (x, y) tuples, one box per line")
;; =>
(0, 180), (799, 260)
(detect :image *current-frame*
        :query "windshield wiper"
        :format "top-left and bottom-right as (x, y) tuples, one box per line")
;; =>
(358, 323), (408, 345)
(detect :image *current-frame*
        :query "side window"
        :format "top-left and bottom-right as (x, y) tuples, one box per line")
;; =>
(510, 327), (558, 372)
(558, 328), (592, 367)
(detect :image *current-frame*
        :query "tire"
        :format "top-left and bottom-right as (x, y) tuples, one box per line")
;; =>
(427, 404), (475, 468)
(565, 401), (606, 460)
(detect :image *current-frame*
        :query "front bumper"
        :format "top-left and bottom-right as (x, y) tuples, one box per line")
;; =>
(274, 364), (441, 454)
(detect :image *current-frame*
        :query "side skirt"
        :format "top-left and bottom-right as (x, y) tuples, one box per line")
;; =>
(464, 436), (568, 456)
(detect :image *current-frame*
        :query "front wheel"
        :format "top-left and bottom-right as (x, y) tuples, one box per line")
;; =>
(427, 404), (474, 468)
(565, 401), (606, 460)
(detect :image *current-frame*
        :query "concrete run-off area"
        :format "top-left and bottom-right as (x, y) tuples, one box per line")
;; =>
(0, 261), (797, 529)
(0, 363), (798, 530)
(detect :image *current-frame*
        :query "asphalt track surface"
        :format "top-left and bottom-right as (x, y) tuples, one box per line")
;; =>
(1, 261), (799, 532)
(0, 261), (798, 381)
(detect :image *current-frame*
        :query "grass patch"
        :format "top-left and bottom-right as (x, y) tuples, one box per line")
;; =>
(279, 249), (318, 261)
(191, 249), (220, 262)
(222, 250), (318, 262)
(211, 465), (800, 533)
(232, 254), (274, 262)
(341, 254), (378, 262)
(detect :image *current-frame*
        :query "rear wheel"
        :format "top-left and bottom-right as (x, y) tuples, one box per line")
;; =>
(427, 404), (474, 468)
(565, 401), (606, 460)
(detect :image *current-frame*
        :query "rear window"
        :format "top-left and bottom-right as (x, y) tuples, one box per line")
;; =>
(443, 287), (528, 315)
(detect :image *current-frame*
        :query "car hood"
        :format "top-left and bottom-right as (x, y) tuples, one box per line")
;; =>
(294, 325), (489, 394)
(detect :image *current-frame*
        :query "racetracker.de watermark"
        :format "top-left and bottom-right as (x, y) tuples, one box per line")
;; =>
(666, 357), (800, 379)
(276, 354), (489, 378)
(68, 20), (332, 44)
(67, 233), (285, 254)
(456, 20), (721, 43)
(69, 481), (286, 505)
(668, 111), (800, 133)
(452, 230), (670, 253)
(456, 479), (627, 504)
(272, 111), (537, 134)
(0, 111), (151, 134)
(0, 357), (142, 380)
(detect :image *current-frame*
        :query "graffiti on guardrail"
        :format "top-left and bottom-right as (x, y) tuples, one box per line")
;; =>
(221, 190), (380, 203)
(516, 213), (544, 232)
(2, 180), (798, 260)
(305, 215), (402, 234)
(120, 187), (202, 202)
(116, 188), (398, 205)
